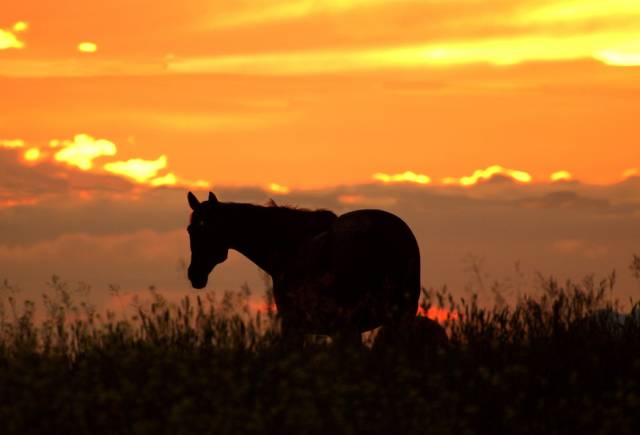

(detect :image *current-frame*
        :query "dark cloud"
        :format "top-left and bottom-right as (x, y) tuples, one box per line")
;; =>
(1, 171), (640, 308)
(0, 148), (132, 202)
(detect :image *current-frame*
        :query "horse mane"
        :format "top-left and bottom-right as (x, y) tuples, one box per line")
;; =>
(263, 203), (338, 237)
(219, 201), (337, 240)
(192, 199), (338, 241)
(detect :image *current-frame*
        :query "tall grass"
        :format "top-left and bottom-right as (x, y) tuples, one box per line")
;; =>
(1, 264), (640, 434)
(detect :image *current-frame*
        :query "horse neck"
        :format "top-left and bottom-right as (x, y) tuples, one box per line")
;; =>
(222, 203), (286, 275)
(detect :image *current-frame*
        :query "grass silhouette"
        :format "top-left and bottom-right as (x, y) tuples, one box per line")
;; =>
(1, 260), (640, 434)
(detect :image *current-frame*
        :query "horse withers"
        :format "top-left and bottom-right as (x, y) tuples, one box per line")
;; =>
(187, 191), (438, 346)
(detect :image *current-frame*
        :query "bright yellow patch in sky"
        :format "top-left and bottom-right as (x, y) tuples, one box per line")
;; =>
(373, 171), (431, 185)
(23, 147), (41, 162)
(623, 168), (639, 178)
(149, 172), (178, 187)
(0, 139), (25, 149)
(77, 42), (98, 53)
(12, 21), (28, 32)
(148, 174), (209, 188)
(2, 134), (213, 190)
(443, 165), (532, 186)
(104, 155), (168, 183)
(268, 183), (291, 194)
(0, 24), (25, 50)
(166, 0), (640, 74)
(594, 39), (640, 66)
(550, 171), (572, 182)
(54, 134), (117, 170)
(168, 30), (640, 75)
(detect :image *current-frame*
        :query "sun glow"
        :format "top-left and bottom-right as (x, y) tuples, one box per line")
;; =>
(373, 171), (431, 185)
(417, 306), (459, 323)
(168, 29), (640, 75)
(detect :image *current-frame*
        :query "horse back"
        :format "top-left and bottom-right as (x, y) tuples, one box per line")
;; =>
(327, 209), (420, 311)
(329, 209), (420, 265)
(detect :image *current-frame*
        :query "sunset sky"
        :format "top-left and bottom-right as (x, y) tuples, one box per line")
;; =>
(2, 0), (640, 188)
(1, 1), (639, 309)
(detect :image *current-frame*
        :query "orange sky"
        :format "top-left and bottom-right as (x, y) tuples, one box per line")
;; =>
(1, 0), (640, 189)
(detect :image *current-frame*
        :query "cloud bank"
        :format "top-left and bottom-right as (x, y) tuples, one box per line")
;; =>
(1, 157), (639, 311)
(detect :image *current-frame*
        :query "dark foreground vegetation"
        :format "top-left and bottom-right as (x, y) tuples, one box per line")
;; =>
(2, 262), (640, 435)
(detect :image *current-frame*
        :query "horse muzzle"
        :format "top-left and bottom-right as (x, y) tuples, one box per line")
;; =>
(188, 266), (209, 289)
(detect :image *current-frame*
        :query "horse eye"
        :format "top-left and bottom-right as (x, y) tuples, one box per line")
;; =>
(199, 220), (205, 227)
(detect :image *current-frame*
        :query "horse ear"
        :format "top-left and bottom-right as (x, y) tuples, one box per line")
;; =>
(188, 192), (200, 210)
(266, 198), (277, 207)
(208, 192), (219, 203)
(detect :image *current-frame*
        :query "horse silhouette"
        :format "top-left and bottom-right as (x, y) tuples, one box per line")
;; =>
(187, 191), (427, 345)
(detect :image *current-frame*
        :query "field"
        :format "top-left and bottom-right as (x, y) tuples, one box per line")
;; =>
(2, 260), (640, 435)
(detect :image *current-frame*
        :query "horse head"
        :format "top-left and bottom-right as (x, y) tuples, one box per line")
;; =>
(186, 191), (229, 289)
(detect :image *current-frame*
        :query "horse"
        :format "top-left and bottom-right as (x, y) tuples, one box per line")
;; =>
(186, 191), (425, 345)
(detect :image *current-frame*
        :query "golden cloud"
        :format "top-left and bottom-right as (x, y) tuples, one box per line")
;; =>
(1, 134), (211, 194)
(103, 156), (210, 188)
(550, 170), (572, 182)
(177, 0), (640, 73)
(77, 42), (98, 53)
(442, 165), (532, 186)
(268, 182), (291, 194)
(12, 21), (28, 32)
(54, 134), (117, 170)
(149, 173), (178, 187)
(373, 171), (431, 185)
(104, 155), (168, 183)
(23, 147), (41, 162)
(0, 21), (27, 50)
(0, 139), (25, 149)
